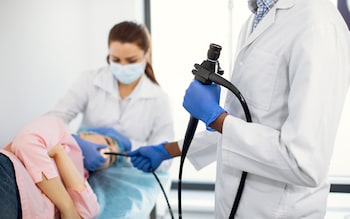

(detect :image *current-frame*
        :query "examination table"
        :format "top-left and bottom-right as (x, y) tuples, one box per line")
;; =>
(0, 149), (170, 219)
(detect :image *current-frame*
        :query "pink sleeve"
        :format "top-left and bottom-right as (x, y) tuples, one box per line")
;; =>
(6, 115), (94, 218)
(67, 181), (100, 219)
(10, 115), (85, 182)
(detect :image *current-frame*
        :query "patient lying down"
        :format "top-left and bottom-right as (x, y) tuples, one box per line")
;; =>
(3, 115), (122, 219)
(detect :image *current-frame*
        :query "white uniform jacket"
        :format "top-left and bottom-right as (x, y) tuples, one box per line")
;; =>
(49, 66), (174, 149)
(183, 0), (350, 218)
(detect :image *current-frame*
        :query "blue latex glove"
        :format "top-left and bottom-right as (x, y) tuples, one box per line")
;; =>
(72, 134), (107, 171)
(126, 142), (171, 172)
(83, 127), (131, 152)
(183, 80), (226, 129)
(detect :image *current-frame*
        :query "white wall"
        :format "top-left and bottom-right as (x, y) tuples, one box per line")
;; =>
(0, 0), (144, 146)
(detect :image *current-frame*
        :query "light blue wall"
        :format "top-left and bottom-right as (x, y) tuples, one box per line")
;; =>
(0, 0), (144, 146)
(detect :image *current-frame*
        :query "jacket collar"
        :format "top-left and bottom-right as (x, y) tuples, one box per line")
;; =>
(241, 0), (296, 50)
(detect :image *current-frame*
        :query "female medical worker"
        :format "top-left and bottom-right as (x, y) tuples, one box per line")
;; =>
(48, 21), (174, 171)
(128, 0), (350, 218)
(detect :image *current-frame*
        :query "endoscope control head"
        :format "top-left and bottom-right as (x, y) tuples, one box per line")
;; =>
(192, 43), (224, 83)
(207, 43), (222, 61)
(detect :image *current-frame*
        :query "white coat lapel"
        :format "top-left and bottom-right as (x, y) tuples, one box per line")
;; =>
(94, 67), (120, 99)
(239, 0), (296, 51)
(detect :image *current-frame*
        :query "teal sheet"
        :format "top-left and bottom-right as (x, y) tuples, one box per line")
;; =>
(88, 163), (170, 219)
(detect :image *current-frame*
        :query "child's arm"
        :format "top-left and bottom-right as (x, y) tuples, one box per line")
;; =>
(36, 175), (81, 219)
(47, 143), (85, 191)
(36, 143), (85, 219)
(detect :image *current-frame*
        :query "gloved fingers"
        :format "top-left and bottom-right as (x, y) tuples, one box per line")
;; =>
(131, 155), (146, 167)
(150, 161), (161, 171)
(84, 160), (99, 171)
(85, 156), (107, 171)
(189, 79), (200, 87)
(71, 134), (80, 141)
(126, 149), (140, 157)
(188, 80), (205, 91)
(184, 80), (196, 97)
(97, 155), (107, 163)
(72, 134), (88, 146)
(183, 81), (198, 112)
(95, 143), (108, 150)
(188, 80), (220, 97)
(86, 165), (97, 172)
(214, 83), (221, 97)
(138, 159), (152, 173)
(95, 157), (107, 169)
(130, 156), (151, 172)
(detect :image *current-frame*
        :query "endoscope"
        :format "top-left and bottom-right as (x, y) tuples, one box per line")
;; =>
(178, 43), (252, 219)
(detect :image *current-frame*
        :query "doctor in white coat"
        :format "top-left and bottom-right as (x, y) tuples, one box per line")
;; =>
(127, 0), (350, 218)
(48, 21), (174, 171)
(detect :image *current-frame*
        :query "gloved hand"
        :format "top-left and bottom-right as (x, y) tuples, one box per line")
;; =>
(84, 127), (131, 152)
(183, 80), (226, 129)
(71, 134), (107, 171)
(126, 142), (171, 172)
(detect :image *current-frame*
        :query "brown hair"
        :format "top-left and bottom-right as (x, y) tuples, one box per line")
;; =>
(107, 21), (158, 84)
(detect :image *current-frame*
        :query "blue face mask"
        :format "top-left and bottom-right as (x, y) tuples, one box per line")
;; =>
(109, 60), (146, 84)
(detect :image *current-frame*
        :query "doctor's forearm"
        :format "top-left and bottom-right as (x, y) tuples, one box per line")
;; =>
(164, 142), (182, 157)
(209, 112), (228, 133)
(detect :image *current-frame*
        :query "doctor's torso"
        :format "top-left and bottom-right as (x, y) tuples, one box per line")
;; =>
(213, 0), (350, 218)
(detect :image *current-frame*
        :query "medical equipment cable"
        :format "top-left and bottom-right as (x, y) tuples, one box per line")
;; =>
(207, 67), (251, 219)
(179, 43), (252, 219)
(104, 152), (175, 219)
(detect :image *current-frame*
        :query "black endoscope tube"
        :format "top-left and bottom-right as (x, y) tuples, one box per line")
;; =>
(178, 116), (198, 219)
(208, 73), (251, 219)
(178, 44), (218, 219)
(178, 44), (219, 219)
(179, 44), (252, 219)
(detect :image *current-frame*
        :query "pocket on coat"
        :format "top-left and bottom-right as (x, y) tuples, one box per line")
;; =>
(234, 49), (279, 111)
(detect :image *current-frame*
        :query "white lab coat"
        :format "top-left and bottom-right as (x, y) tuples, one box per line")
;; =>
(183, 0), (350, 218)
(49, 66), (174, 150)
